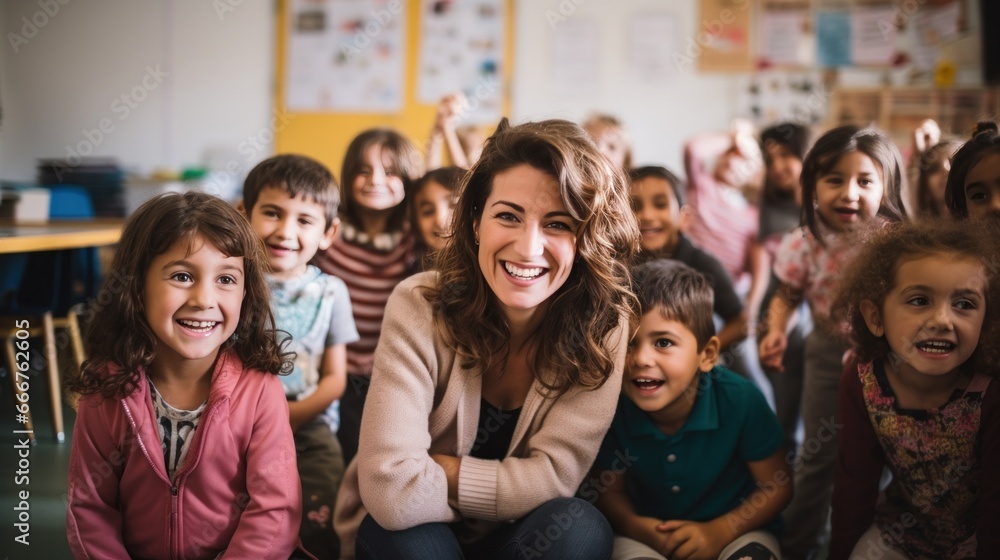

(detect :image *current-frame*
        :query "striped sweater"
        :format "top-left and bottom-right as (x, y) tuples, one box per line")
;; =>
(313, 231), (416, 377)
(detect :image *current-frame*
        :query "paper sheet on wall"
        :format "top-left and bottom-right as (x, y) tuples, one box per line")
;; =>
(816, 11), (851, 67)
(628, 15), (677, 84)
(851, 7), (896, 66)
(911, 1), (961, 70)
(759, 11), (808, 67)
(417, 0), (504, 124)
(696, 0), (755, 72)
(285, 0), (405, 112)
(551, 19), (599, 97)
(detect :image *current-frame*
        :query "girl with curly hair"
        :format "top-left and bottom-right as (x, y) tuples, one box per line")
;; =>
(830, 219), (1000, 559)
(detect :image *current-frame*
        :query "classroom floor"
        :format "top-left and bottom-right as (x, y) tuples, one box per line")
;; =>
(0, 354), (75, 559)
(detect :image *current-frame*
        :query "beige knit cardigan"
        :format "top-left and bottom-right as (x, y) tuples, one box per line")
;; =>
(333, 271), (627, 559)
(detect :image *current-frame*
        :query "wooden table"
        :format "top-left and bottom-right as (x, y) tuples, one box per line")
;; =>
(0, 220), (124, 254)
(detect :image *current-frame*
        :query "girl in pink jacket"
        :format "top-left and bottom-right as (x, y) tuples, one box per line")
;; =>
(66, 192), (307, 559)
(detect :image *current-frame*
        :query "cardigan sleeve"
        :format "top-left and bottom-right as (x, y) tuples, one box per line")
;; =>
(66, 397), (131, 559)
(223, 373), (301, 559)
(829, 362), (884, 560)
(356, 274), (458, 530)
(458, 321), (628, 522)
(977, 379), (1000, 555)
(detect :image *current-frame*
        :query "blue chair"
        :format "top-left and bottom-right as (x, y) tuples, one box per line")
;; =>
(1, 186), (101, 442)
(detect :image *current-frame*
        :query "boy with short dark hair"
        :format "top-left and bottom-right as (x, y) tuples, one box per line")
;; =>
(592, 260), (790, 560)
(242, 154), (359, 558)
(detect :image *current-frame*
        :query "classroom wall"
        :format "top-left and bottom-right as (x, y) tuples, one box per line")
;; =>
(512, 0), (745, 173)
(0, 0), (275, 183)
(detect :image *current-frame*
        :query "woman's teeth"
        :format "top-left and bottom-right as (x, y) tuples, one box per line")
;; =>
(505, 262), (543, 279)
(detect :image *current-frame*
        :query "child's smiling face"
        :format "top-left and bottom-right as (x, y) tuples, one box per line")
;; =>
(862, 252), (987, 380)
(624, 308), (718, 428)
(963, 151), (1000, 219)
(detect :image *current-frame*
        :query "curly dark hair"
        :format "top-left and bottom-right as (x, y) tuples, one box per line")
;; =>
(945, 121), (1000, 218)
(426, 118), (641, 395)
(800, 126), (906, 245)
(70, 192), (292, 400)
(832, 218), (1000, 375)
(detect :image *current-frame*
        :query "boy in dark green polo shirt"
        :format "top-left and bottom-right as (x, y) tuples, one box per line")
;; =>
(592, 260), (791, 560)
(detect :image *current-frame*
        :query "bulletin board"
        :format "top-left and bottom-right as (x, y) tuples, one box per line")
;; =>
(274, 0), (515, 179)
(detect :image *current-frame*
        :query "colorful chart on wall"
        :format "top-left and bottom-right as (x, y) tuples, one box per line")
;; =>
(285, 0), (406, 112)
(696, 0), (755, 72)
(417, 0), (504, 124)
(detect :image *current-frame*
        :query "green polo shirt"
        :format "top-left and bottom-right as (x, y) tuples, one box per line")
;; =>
(595, 366), (785, 534)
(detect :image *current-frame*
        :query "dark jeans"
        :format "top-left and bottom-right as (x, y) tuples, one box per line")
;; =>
(355, 497), (613, 560)
(337, 373), (370, 466)
(295, 418), (345, 559)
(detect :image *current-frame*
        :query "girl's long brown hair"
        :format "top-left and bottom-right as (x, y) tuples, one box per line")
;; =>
(426, 118), (640, 395)
(70, 192), (291, 400)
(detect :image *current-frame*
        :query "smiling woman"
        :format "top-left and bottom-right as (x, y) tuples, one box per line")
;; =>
(333, 119), (641, 560)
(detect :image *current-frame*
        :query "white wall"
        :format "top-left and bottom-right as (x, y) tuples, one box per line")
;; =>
(0, 0), (274, 182)
(512, 0), (744, 173)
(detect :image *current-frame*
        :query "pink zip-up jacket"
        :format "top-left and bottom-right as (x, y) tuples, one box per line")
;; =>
(66, 351), (302, 559)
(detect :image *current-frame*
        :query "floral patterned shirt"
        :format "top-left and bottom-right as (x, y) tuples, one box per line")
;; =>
(772, 226), (851, 321)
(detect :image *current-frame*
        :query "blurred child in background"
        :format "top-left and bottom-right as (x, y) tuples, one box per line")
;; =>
(313, 128), (423, 466)
(584, 113), (633, 170)
(407, 165), (465, 270)
(945, 121), (1000, 221)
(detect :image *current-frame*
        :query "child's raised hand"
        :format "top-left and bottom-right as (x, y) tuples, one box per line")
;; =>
(758, 331), (788, 373)
(913, 119), (941, 154)
(657, 519), (727, 560)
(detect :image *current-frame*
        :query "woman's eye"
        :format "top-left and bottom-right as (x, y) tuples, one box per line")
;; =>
(547, 221), (573, 231)
(496, 212), (518, 222)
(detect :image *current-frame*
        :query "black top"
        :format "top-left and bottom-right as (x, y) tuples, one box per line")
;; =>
(671, 234), (744, 321)
(469, 398), (522, 461)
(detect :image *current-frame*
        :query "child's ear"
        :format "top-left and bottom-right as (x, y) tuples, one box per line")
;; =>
(236, 200), (248, 216)
(698, 336), (721, 372)
(859, 300), (884, 337)
(320, 218), (340, 251)
(677, 205), (691, 231)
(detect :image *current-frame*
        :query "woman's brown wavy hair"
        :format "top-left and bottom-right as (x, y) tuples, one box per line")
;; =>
(832, 218), (1000, 375)
(70, 191), (292, 400)
(425, 118), (641, 395)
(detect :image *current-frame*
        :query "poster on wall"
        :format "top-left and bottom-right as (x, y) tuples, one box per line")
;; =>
(285, 0), (405, 112)
(417, 0), (504, 124)
(551, 19), (599, 97)
(850, 7), (897, 66)
(696, 0), (755, 72)
(758, 10), (811, 68)
(629, 14), (678, 84)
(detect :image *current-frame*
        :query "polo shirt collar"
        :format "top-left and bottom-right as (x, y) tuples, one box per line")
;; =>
(622, 372), (720, 437)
